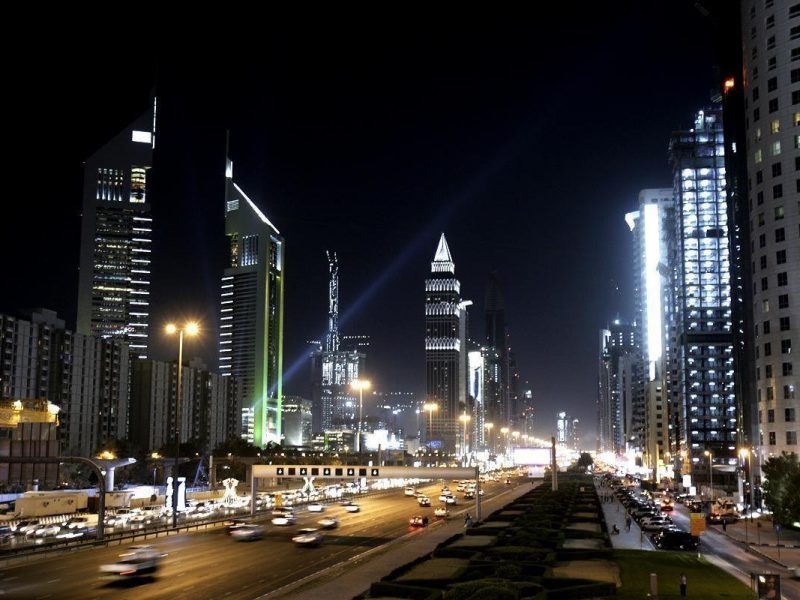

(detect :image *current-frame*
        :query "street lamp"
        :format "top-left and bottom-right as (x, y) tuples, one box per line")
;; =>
(150, 452), (161, 491)
(351, 379), (371, 455)
(423, 402), (439, 446)
(485, 422), (494, 454)
(704, 450), (713, 500)
(500, 427), (510, 458)
(459, 413), (471, 461)
(739, 448), (754, 516)
(165, 321), (199, 527)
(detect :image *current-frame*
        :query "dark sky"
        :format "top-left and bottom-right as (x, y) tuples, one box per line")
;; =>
(6, 5), (723, 446)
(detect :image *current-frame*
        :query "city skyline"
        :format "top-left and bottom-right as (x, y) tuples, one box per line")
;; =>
(4, 7), (723, 443)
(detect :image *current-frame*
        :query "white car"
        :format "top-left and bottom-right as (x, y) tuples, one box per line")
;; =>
(230, 524), (263, 541)
(404, 487), (417, 497)
(434, 506), (448, 518)
(64, 516), (91, 530)
(106, 509), (133, 527)
(307, 503), (325, 513)
(99, 546), (165, 578)
(13, 520), (41, 535)
(272, 514), (296, 526)
(439, 494), (450, 502)
(445, 495), (457, 505)
(292, 528), (323, 546)
(318, 517), (339, 529)
(34, 524), (61, 537)
(344, 504), (360, 513)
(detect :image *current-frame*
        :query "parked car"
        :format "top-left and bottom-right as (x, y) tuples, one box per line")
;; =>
(409, 515), (429, 527)
(651, 529), (699, 551)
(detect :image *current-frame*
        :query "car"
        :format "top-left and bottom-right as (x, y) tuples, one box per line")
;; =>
(404, 487), (417, 497)
(344, 503), (360, 513)
(99, 546), (166, 578)
(434, 506), (448, 518)
(106, 509), (133, 527)
(292, 528), (323, 546)
(272, 514), (297, 526)
(439, 494), (452, 503)
(505, 478), (512, 485)
(13, 519), (41, 535)
(307, 503), (325, 513)
(230, 524), (264, 541)
(409, 515), (429, 527)
(318, 517), (339, 529)
(417, 496), (431, 507)
(64, 516), (91, 530)
(339, 499), (353, 507)
(225, 518), (249, 535)
(464, 491), (475, 500)
(444, 495), (457, 505)
(651, 529), (699, 551)
(641, 518), (674, 532)
(33, 523), (61, 537)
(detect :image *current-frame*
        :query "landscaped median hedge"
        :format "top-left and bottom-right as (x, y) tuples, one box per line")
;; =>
(365, 475), (618, 599)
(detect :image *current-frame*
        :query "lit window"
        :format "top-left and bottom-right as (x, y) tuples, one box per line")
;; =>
(755, 149), (763, 163)
(771, 119), (780, 134)
(772, 141), (782, 155)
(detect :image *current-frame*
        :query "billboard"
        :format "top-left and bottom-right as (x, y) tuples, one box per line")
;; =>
(512, 447), (551, 466)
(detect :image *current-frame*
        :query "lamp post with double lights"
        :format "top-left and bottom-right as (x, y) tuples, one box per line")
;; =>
(351, 379), (371, 455)
(165, 321), (199, 527)
(423, 402), (439, 447)
(500, 427), (510, 461)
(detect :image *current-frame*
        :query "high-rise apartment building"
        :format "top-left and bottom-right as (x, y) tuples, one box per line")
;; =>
(425, 234), (468, 453)
(0, 309), (129, 457)
(76, 98), (156, 359)
(626, 189), (675, 472)
(669, 106), (738, 488)
(741, 0), (800, 460)
(219, 156), (285, 446)
(597, 320), (639, 454)
(130, 357), (236, 454)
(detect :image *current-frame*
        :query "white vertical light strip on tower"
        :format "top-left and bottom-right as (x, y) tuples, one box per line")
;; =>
(643, 203), (662, 381)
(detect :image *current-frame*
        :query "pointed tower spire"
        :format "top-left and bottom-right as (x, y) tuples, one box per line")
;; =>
(431, 233), (455, 274)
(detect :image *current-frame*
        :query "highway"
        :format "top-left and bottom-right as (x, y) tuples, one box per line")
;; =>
(0, 479), (513, 599)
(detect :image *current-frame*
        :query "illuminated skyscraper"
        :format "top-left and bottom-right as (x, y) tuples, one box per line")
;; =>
(669, 106), (737, 488)
(219, 155), (285, 446)
(76, 97), (157, 358)
(597, 320), (639, 454)
(425, 233), (468, 453)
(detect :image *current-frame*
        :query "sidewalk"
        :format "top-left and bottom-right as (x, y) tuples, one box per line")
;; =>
(710, 516), (800, 569)
(258, 482), (537, 600)
(595, 482), (654, 550)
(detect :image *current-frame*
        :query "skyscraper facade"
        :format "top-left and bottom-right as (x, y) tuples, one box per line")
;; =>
(76, 98), (156, 359)
(626, 189), (675, 470)
(741, 0), (799, 459)
(669, 106), (738, 487)
(425, 234), (468, 453)
(597, 320), (639, 454)
(219, 157), (285, 446)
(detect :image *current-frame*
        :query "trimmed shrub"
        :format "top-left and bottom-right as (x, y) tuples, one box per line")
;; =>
(444, 578), (518, 600)
(370, 581), (442, 599)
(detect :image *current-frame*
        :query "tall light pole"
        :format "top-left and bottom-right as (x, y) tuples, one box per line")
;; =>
(500, 427), (510, 460)
(459, 413), (471, 463)
(165, 321), (199, 527)
(423, 402), (438, 447)
(351, 379), (371, 455)
(484, 422), (494, 455)
(739, 448), (754, 515)
(704, 450), (713, 500)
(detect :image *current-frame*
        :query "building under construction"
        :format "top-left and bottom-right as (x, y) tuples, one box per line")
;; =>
(0, 399), (61, 489)
(309, 252), (368, 434)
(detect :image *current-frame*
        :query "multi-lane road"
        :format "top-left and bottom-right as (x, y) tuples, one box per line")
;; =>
(0, 479), (512, 600)
(669, 505), (800, 600)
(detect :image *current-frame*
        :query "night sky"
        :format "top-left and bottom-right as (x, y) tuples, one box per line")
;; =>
(6, 6), (722, 447)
